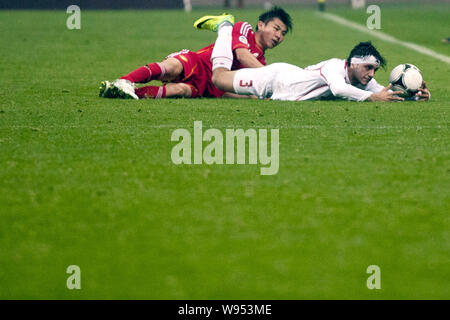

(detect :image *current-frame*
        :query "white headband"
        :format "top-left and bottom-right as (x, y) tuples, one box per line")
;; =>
(350, 55), (380, 66)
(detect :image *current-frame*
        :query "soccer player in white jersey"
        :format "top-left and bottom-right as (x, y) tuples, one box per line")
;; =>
(209, 18), (430, 102)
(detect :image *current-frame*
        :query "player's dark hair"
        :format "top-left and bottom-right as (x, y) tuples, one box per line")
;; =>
(256, 6), (292, 33)
(347, 41), (386, 68)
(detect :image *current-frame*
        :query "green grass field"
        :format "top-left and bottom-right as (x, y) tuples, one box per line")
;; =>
(0, 3), (449, 299)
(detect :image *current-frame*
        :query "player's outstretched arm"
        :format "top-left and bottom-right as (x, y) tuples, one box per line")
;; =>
(367, 84), (405, 102)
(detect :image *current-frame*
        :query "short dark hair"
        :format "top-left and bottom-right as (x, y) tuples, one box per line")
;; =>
(256, 6), (293, 33)
(347, 41), (386, 68)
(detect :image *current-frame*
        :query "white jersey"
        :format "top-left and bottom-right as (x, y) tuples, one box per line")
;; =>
(233, 59), (385, 101)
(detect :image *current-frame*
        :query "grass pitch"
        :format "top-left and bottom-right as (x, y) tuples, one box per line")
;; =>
(0, 3), (449, 299)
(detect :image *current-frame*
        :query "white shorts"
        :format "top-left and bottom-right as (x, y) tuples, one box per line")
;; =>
(233, 63), (286, 99)
(232, 63), (312, 100)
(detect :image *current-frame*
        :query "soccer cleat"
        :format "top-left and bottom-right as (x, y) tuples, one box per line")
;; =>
(99, 79), (139, 100)
(99, 80), (113, 98)
(193, 13), (234, 32)
(113, 79), (139, 100)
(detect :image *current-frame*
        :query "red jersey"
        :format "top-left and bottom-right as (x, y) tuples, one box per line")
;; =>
(169, 21), (266, 97)
(230, 21), (266, 69)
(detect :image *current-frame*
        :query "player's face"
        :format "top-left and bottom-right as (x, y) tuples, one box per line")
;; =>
(257, 18), (288, 50)
(352, 63), (379, 85)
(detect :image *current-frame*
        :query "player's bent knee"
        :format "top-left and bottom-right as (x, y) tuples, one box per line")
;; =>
(160, 58), (184, 80)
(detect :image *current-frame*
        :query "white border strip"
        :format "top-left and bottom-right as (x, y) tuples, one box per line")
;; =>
(318, 12), (450, 64)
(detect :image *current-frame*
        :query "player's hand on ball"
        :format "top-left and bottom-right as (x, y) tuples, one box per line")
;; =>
(369, 84), (405, 102)
(415, 81), (431, 101)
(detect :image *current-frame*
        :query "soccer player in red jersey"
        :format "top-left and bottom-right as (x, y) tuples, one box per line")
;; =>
(99, 7), (292, 100)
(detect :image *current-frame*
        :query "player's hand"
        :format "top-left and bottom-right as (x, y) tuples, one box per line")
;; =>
(415, 81), (430, 101)
(368, 84), (404, 102)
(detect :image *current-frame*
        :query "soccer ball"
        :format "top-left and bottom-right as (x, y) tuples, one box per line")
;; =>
(388, 63), (423, 97)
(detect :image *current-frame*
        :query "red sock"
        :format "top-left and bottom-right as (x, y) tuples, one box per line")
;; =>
(135, 85), (167, 99)
(121, 63), (166, 83)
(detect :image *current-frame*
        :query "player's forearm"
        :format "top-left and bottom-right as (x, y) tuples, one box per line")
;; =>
(235, 48), (264, 68)
(329, 82), (373, 101)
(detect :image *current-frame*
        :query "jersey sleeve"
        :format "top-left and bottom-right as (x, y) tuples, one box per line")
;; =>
(320, 59), (373, 102)
(231, 21), (252, 51)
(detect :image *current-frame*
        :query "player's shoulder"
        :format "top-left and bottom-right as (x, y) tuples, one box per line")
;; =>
(233, 21), (254, 36)
(321, 58), (347, 73)
(305, 58), (343, 71)
(323, 58), (346, 67)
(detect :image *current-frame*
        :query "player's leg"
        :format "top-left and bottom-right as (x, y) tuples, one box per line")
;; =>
(165, 83), (195, 97)
(99, 53), (186, 99)
(122, 58), (186, 99)
(100, 51), (197, 99)
(121, 58), (183, 83)
(210, 20), (234, 72)
(135, 82), (196, 99)
(213, 65), (269, 99)
(208, 17), (237, 94)
(211, 68), (238, 93)
(134, 51), (202, 99)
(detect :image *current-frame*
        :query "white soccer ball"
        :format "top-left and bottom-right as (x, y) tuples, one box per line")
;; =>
(389, 63), (423, 97)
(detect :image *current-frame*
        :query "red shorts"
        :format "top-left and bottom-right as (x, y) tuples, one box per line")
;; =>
(166, 49), (225, 98)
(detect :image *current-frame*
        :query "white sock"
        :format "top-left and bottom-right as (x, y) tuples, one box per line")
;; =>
(211, 25), (233, 71)
(218, 21), (233, 30)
